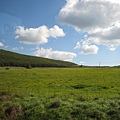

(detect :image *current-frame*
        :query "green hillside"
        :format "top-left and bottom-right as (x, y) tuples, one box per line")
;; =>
(0, 49), (78, 68)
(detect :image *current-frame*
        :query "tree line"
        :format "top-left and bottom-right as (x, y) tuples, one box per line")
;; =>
(0, 49), (77, 68)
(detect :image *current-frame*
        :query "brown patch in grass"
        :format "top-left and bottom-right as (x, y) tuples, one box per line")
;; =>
(5, 105), (22, 120)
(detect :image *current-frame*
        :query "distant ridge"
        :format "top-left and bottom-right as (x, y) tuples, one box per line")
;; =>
(0, 49), (78, 68)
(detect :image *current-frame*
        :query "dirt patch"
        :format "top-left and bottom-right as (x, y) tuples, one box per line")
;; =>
(5, 105), (22, 120)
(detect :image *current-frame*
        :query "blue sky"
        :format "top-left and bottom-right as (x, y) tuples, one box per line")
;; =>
(0, 0), (120, 66)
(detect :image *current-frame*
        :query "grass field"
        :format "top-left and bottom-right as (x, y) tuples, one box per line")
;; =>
(0, 67), (120, 120)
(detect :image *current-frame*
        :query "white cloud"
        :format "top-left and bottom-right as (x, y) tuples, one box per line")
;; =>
(4, 46), (9, 49)
(89, 23), (120, 43)
(59, 0), (120, 52)
(80, 61), (85, 65)
(108, 45), (117, 51)
(81, 45), (99, 54)
(74, 42), (81, 49)
(58, 0), (120, 31)
(15, 25), (65, 44)
(49, 25), (65, 38)
(34, 48), (77, 61)
(0, 42), (4, 47)
(12, 47), (23, 51)
(74, 40), (99, 54)
(85, 22), (120, 50)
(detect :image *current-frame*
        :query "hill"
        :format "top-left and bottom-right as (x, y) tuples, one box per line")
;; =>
(0, 49), (78, 68)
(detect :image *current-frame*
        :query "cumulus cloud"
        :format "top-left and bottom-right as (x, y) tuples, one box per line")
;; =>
(0, 42), (4, 47)
(59, 0), (120, 52)
(49, 25), (65, 38)
(15, 25), (65, 44)
(34, 48), (77, 61)
(74, 40), (99, 54)
(88, 22), (120, 44)
(78, 22), (120, 51)
(81, 45), (99, 54)
(58, 0), (120, 30)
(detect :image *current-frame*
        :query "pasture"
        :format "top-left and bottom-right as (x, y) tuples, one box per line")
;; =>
(0, 68), (120, 119)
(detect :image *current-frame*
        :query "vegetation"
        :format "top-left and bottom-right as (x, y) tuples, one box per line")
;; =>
(0, 68), (120, 120)
(0, 49), (78, 68)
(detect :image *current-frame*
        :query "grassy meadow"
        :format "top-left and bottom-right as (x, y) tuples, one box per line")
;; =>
(0, 67), (120, 120)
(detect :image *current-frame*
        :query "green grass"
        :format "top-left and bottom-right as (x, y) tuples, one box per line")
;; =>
(0, 68), (120, 120)
(0, 67), (120, 99)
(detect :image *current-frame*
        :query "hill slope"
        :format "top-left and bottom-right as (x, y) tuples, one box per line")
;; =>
(0, 49), (78, 68)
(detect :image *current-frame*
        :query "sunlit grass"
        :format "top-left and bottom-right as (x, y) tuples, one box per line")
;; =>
(0, 67), (120, 119)
(0, 67), (120, 99)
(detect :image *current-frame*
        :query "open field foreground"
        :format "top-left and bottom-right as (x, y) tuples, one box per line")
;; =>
(0, 68), (120, 120)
